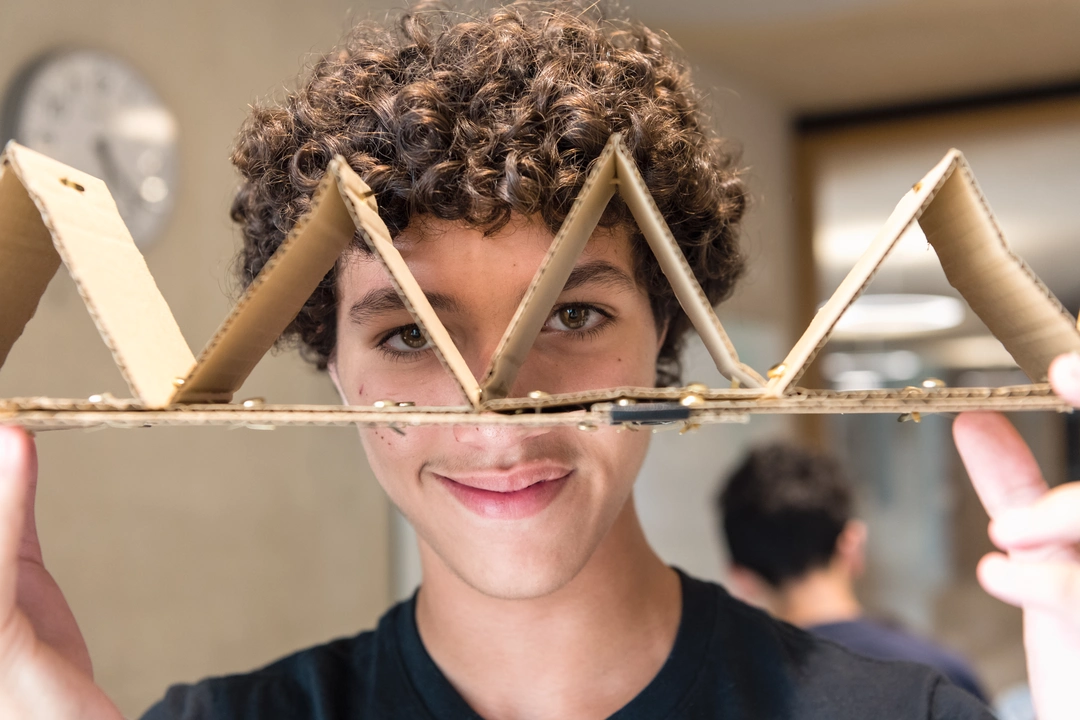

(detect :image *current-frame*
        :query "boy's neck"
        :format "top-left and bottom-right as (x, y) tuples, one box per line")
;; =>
(414, 497), (681, 720)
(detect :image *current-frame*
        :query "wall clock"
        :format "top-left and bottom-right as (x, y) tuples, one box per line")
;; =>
(2, 49), (179, 249)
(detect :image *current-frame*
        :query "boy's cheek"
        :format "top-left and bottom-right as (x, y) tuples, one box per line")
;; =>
(358, 426), (429, 500)
(349, 366), (470, 407)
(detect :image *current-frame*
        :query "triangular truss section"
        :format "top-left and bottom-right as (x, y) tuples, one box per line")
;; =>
(481, 134), (765, 399)
(179, 153), (481, 407)
(1, 138), (1078, 430)
(766, 149), (1080, 397)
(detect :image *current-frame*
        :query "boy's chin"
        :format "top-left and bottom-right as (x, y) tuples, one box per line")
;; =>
(440, 542), (595, 601)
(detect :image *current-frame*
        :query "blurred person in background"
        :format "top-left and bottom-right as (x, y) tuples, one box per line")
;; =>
(717, 442), (989, 703)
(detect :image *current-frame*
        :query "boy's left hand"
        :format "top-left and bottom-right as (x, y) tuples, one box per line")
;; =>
(954, 352), (1080, 720)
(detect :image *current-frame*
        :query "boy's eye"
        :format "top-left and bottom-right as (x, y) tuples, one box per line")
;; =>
(384, 325), (429, 351)
(557, 306), (590, 330)
(544, 304), (606, 333)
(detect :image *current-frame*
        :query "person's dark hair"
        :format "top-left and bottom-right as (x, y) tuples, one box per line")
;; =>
(230, 0), (746, 386)
(717, 443), (853, 588)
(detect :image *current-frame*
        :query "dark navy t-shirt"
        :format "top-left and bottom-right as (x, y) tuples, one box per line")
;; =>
(141, 571), (993, 719)
(809, 618), (988, 704)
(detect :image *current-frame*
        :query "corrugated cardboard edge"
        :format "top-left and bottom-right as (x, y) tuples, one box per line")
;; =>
(480, 133), (763, 401)
(0, 142), (195, 408)
(334, 161), (483, 408)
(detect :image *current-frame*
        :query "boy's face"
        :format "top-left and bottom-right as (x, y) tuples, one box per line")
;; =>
(330, 215), (662, 599)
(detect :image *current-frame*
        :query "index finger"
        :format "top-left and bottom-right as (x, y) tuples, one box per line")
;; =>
(0, 427), (34, 613)
(953, 411), (1047, 520)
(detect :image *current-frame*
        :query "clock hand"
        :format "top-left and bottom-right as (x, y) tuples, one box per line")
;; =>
(93, 136), (141, 208)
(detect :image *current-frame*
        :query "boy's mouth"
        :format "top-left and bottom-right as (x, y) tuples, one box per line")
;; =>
(433, 464), (573, 520)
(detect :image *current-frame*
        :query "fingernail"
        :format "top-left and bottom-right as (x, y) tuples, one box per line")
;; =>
(0, 429), (15, 463)
(978, 554), (1010, 592)
(1062, 352), (1080, 383)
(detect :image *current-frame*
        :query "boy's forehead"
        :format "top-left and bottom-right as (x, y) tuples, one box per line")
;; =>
(339, 216), (638, 304)
(391, 214), (630, 257)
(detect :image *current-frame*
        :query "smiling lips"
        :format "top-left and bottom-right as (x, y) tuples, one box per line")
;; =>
(435, 464), (572, 520)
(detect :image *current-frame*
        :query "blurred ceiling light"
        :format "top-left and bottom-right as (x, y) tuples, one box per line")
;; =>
(109, 106), (179, 145)
(822, 350), (921, 381)
(925, 335), (1017, 371)
(814, 222), (937, 268)
(828, 294), (965, 340)
(832, 369), (884, 391)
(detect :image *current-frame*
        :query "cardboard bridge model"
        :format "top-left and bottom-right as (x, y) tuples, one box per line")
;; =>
(1, 135), (1078, 431)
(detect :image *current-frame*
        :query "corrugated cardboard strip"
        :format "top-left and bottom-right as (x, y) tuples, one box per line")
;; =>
(1, 137), (1077, 430)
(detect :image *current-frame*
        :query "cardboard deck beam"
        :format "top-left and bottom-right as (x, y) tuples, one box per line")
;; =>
(1, 137), (1078, 430)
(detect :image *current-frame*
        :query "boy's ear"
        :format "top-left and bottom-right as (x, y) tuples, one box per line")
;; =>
(326, 355), (350, 405)
(656, 316), (670, 354)
(653, 317), (671, 387)
(835, 519), (868, 578)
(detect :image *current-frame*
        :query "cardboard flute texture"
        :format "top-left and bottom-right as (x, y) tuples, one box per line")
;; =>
(1, 136), (1078, 430)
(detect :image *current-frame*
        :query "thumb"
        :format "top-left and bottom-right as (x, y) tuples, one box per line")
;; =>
(0, 427), (35, 617)
(1049, 352), (1080, 407)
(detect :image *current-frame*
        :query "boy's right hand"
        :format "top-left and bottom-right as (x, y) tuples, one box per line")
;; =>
(0, 426), (122, 719)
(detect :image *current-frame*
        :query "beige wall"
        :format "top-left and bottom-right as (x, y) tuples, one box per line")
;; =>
(0, 1), (391, 716)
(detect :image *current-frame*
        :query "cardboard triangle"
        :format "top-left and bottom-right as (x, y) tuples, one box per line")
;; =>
(766, 149), (1080, 397)
(170, 159), (360, 403)
(0, 142), (196, 409)
(481, 133), (764, 401)
(332, 162), (482, 408)
(159, 155), (483, 406)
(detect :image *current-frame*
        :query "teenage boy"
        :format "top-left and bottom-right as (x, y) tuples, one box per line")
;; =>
(1, 4), (1079, 719)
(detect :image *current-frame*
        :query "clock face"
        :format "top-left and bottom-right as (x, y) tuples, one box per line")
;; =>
(2, 49), (178, 249)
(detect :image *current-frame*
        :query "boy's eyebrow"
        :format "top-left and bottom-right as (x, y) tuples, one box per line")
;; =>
(348, 287), (461, 326)
(348, 260), (635, 326)
(559, 260), (637, 294)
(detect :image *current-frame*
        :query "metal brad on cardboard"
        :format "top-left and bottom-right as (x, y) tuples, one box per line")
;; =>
(0, 136), (1078, 431)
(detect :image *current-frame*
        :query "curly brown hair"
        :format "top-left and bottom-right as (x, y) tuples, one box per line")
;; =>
(230, 0), (746, 387)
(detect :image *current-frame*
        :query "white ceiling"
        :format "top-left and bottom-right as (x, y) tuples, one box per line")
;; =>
(629, 0), (1080, 113)
(627, 0), (903, 26)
